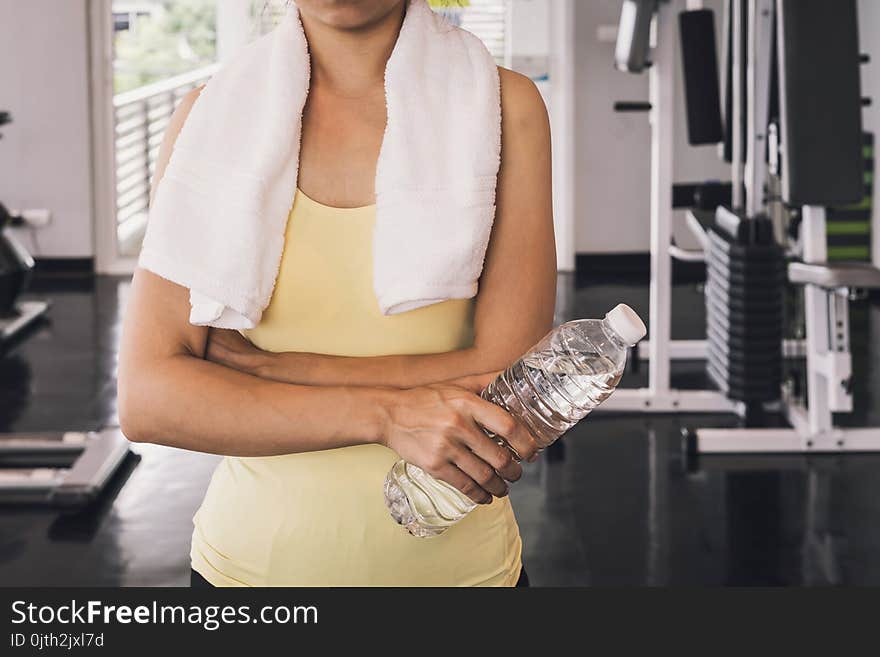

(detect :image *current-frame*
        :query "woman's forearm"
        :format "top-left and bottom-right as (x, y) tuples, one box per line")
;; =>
(249, 347), (502, 388)
(118, 351), (391, 456)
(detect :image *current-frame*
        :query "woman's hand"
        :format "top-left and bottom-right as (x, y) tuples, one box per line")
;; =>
(204, 328), (267, 376)
(377, 374), (540, 505)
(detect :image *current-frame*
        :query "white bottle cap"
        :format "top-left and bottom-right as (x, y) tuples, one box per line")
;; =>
(605, 304), (647, 346)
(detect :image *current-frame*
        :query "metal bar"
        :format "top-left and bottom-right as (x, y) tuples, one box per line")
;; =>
(0, 431), (87, 454)
(685, 210), (710, 250)
(802, 205), (833, 435)
(113, 64), (218, 109)
(668, 244), (705, 262)
(51, 429), (131, 506)
(744, 0), (774, 217)
(731, 0), (744, 208)
(697, 427), (803, 452)
(639, 339), (708, 359)
(0, 300), (50, 342)
(637, 338), (806, 360)
(828, 291), (853, 413)
(697, 425), (880, 453)
(648, 0), (676, 395)
(598, 388), (739, 413)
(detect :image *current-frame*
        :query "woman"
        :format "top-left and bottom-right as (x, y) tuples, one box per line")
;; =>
(118, 0), (555, 587)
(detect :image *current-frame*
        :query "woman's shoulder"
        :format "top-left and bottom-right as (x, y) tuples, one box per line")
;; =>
(497, 67), (550, 142)
(168, 85), (205, 137)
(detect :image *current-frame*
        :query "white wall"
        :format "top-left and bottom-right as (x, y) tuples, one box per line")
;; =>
(574, 0), (729, 254)
(508, 0), (549, 75)
(0, 0), (94, 258)
(507, 0), (577, 268)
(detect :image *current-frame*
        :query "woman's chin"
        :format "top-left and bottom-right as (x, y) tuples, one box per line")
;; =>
(298, 0), (404, 31)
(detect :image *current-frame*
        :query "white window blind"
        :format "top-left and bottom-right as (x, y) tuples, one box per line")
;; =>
(252, 1), (508, 65)
(432, 0), (507, 65)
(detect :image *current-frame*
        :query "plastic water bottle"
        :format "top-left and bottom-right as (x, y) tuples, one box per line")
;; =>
(383, 304), (647, 537)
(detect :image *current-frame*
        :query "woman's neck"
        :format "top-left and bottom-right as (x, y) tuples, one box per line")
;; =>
(300, 2), (407, 98)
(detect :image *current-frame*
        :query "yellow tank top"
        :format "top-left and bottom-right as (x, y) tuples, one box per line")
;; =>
(190, 189), (522, 586)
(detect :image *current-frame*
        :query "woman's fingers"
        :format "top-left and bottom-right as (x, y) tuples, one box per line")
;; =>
(383, 383), (540, 504)
(451, 447), (509, 498)
(453, 416), (523, 482)
(436, 462), (493, 505)
(467, 397), (540, 466)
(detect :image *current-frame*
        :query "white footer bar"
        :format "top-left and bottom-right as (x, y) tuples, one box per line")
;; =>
(598, 388), (739, 413)
(696, 427), (880, 453)
(637, 339), (806, 360)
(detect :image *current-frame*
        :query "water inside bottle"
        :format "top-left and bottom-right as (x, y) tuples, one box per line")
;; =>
(484, 349), (623, 447)
(384, 460), (475, 537)
(385, 342), (625, 537)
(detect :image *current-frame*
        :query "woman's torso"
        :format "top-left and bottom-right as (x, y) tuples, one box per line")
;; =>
(190, 189), (522, 586)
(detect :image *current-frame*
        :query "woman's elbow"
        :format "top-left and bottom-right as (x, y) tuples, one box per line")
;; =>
(117, 385), (148, 443)
(117, 371), (161, 444)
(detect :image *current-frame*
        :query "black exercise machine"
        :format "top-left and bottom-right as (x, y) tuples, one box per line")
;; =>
(607, 0), (880, 454)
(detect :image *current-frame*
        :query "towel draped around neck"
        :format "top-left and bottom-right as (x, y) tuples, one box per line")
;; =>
(139, 0), (501, 329)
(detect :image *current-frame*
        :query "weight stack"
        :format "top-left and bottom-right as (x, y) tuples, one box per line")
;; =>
(705, 212), (784, 403)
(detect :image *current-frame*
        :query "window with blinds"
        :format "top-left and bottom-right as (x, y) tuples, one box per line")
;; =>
(431, 0), (507, 64)
(251, 1), (508, 65)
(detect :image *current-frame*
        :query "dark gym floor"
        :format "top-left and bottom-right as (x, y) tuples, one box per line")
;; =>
(2, 272), (880, 586)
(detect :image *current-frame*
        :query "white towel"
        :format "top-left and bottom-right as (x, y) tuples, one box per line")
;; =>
(139, 0), (501, 329)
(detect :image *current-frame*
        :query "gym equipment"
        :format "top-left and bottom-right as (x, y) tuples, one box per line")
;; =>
(826, 134), (873, 262)
(615, 0), (659, 73)
(605, 0), (880, 455)
(0, 112), (49, 342)
(0, 428), (131, 506)
(679, 8), (723, 144)
(0, 113), (129, 505)
(0, 203), (49, 341)
(607, 0), (738, 412)
(776, 0), (863, 206)
(705, 209), (784, 402)
(698, 0), (880, 453)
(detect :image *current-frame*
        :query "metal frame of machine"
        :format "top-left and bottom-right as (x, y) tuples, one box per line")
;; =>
(0, 428), (131, 506)
(602, 0), (880, 454)
(602, 0), (738, 414)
